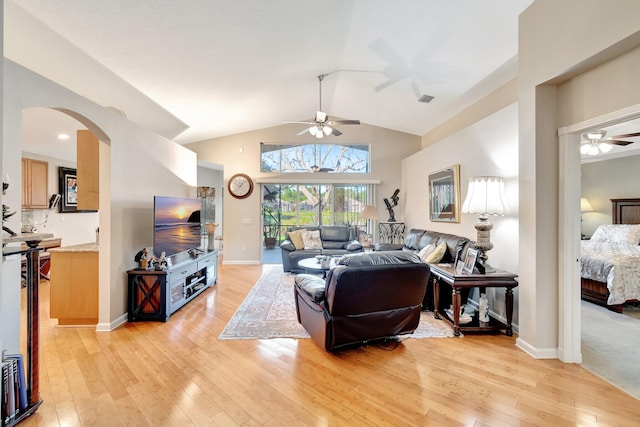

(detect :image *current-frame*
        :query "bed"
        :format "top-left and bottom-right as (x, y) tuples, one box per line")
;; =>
(580, 198), (640, 313)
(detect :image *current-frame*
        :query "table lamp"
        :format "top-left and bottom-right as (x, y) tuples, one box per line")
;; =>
(359, 205), (379, 245)
(461, 176), (509, 273)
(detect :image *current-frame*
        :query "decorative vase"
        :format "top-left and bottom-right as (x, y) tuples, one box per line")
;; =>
(479, 293), (490, 323)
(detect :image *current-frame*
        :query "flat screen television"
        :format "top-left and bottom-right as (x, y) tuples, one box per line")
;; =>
(153, 196), (202, 257)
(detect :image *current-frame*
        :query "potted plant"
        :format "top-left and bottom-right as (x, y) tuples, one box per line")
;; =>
(262, 204), (281, 249)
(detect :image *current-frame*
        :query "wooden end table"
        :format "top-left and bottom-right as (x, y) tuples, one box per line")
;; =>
(430, 263), (518, 336)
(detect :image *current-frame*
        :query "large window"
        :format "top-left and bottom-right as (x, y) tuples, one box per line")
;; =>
(260, 143), (369, 173)
(262, 183), (374, 246)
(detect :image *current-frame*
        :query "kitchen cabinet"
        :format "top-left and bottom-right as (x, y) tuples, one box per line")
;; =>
(22, 158), (49, 209)
(77, 129), (99, 211)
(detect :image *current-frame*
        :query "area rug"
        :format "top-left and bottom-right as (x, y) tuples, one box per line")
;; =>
(218, 266), (457, 340)
(581, 300), (640, 399)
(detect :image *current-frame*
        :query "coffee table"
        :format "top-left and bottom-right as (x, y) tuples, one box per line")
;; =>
(298, 257), (337, 277)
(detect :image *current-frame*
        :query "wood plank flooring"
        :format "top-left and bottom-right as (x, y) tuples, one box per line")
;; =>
(19, 263), (639, 426)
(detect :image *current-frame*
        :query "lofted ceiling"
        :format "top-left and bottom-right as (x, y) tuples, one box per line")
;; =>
(8, 1), (531, 148)
(7, 0), (640, 164)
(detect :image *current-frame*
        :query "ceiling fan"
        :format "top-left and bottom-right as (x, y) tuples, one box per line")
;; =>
(580, 130), (640, 156)
(284, 74), (360, 138)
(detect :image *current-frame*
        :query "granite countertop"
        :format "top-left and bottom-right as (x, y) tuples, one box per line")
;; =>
(49, 242), (99, 253)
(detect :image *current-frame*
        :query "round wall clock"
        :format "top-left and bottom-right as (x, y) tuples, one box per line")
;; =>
(228, 173), (254, 199)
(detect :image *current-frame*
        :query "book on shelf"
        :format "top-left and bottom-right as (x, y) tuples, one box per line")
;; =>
(2, 352), (27, 425)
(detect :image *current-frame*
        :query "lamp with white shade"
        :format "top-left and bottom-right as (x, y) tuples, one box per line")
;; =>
(359, 205), (379, 245)
(461, 176), (509, 273)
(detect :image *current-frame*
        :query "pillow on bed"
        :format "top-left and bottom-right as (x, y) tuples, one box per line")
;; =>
(590, 224), (640, 245)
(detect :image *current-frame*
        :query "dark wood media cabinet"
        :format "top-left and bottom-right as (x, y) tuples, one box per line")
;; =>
(127, 249), (218, 322)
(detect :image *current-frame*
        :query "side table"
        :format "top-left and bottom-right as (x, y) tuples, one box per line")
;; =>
(430, 263), (518, 336)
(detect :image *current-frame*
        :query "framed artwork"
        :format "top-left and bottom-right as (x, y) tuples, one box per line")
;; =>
(429, 164), (461, 222)
(463, 248), (478, 274)
(58, 167), (96, 213)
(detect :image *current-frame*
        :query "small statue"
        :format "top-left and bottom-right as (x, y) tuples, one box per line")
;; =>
(383, 188), (400, 222)
(3, 178), (18, 237)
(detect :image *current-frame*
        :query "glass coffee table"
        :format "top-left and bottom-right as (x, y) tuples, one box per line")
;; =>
(298, 256), (338, 277)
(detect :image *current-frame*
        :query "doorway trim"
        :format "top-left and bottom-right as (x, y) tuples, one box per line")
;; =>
(558, 103), (640, 363)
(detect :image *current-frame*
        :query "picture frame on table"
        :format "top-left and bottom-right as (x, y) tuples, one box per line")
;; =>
(462, 248), (478, 274)
(58, 166), (97, 213)
(428, 164), (461, 223)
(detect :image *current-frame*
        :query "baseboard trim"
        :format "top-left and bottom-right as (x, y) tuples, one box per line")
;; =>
(223, 260), (261, 265)
(96, 313), (128, 332)
(516, 337), (558, 359)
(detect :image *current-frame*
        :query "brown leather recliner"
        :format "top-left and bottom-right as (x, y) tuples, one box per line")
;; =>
(294, 251), (430, 351)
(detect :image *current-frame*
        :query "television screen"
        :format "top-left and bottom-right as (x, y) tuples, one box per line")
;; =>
(153, 196), (202, 257)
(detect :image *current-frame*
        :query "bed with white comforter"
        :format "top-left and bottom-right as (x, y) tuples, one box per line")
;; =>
(580, 239), (640, 305)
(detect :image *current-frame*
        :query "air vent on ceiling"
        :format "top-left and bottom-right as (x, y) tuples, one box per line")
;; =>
(418, 95), (435, 103)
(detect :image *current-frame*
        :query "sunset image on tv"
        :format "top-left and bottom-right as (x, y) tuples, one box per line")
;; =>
(153, 196), (202, 256)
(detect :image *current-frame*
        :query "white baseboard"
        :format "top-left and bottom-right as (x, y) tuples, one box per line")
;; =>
(96, 313), (128, 332)
(516, 337), (558, 359)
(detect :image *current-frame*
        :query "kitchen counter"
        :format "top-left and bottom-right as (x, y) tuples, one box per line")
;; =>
(49, 242), (98, 253)
(49, 243), (99, 326)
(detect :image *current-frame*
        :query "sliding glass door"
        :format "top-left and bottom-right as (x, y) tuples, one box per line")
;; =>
(262, 183), (374, 247)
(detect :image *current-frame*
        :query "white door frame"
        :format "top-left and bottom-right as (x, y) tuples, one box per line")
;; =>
(558, 103), (640, 363)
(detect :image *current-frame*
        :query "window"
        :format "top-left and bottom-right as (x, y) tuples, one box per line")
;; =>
(262, 183), (374, 246)
(260, 143), (369, 173)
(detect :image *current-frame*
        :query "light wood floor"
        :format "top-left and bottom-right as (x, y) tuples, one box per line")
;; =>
(19, 263), (639, 426)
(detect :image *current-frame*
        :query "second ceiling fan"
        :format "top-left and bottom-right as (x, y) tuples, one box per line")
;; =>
(285, 74), (360, 138)
(580, 130), (640, 156)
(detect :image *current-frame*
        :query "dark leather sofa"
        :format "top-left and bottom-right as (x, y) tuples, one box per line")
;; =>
(294, 251), (430, 351)
(377, 228), (474, 310)
(280, 225), (363, 273)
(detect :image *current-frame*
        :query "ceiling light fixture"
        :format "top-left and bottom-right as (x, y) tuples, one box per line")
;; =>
(57, 133), (69, 140)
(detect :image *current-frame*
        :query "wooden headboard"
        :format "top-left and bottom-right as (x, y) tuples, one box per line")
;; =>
(611, 198), (640, 224)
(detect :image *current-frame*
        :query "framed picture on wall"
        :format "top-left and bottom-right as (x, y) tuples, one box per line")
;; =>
(428, 164), (461, 222)
(58, 166), (96, 213)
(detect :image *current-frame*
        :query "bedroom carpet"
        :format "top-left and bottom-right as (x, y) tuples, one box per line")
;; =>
(581, 300), (640, 400)
(219, 265), (457, 340)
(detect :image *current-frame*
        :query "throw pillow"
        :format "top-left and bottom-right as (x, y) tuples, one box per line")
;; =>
(287, 228), (307, 250)
(302, 230), (323, 250)
(591, 224), (640, 245)
(424, 241), (447, 264)
(417, 244), (436, 263)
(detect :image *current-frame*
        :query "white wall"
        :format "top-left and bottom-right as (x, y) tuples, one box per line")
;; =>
(403, 103), (519, 324)
(2, 59), (198, 349)
(185, 123), (421, 263)
(581, 154), (640, 236)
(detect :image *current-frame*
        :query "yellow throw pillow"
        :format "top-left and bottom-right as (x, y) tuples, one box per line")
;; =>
(417, 244), (436, 263)
(424, 241), (447, 264)
(287, 229), (307, 250)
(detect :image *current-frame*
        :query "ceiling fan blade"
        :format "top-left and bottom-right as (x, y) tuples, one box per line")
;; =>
(331, 128), (343, 137)
(284, 120), (315, 125)
(296, 127), (313, 136)
(607, 140), (634, 146)
(608, 132), (640, 139)
(329, 119), (360, 125)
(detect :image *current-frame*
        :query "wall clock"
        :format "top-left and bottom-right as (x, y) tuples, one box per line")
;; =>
(228, 173), (254, 199)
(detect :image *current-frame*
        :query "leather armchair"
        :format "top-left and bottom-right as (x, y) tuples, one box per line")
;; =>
(294, 251), (430, 351)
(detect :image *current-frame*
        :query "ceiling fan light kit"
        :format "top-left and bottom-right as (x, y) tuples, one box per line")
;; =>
(285, 73), (360, 138)
(579, 129), (639, 156)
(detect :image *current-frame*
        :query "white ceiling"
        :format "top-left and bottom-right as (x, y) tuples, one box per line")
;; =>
(7, 0), (640, 163)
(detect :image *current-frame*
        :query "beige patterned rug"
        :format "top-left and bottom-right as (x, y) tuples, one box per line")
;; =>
(219, 265), (457, 340)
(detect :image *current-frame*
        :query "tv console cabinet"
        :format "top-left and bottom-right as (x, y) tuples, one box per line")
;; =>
(127, 249), (218, 322)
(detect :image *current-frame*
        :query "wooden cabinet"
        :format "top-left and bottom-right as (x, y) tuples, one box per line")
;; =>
(49, 244), (99, 325)
(127, 250), (218, 322)
(22, 158), (49, 208)
(76, 129), (99, 211)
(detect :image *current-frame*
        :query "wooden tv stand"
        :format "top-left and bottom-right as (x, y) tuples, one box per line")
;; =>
(127, 249), (218, 322)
